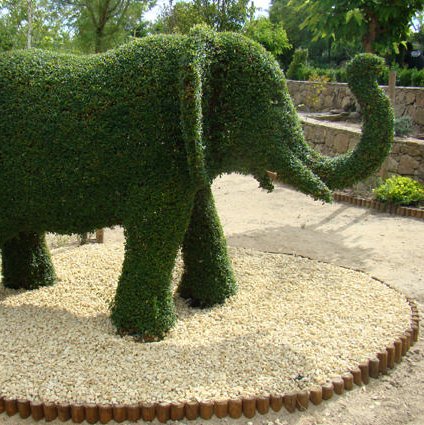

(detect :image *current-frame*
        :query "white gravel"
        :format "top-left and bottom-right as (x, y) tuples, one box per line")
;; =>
(0, 242), (411, 405)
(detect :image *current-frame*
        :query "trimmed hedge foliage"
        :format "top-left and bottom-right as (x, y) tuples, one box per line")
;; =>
(0, 29), (393, 339)
(307, 54), (394, 189)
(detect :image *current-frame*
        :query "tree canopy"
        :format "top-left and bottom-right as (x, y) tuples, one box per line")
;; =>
(289, 0), (424, 54)
(243, 16), (290, 57)
(0, 0), (73, 50)
(0, 0), (153, 53)
(152, 0), (256, 34)
(58, 0), (153, 52)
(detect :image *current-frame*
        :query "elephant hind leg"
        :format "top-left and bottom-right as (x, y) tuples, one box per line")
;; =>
(179, 187), (237, 307)
(2, 232), (56, 290)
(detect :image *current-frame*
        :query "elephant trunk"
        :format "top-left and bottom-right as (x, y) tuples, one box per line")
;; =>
(306, 54), (394, 190)
(268, 54), (392, 203)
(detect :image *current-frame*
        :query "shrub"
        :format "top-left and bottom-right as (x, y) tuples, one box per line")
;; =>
(398, 68), (414, 86)
(306, 72), (330, 108)
(373, 176), (424, 205)
(394, 67), (424, 87)
(285, 59), (424, 87)
(411, 68), (424, 87)
(286, 48), (308, 80)
(394, 116), (413, 137)
(334, 67), (347, 82)
(377, 66), (389, 85)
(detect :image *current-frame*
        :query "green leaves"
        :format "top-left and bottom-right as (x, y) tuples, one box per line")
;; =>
(311, 54), (394, 189)
(286, 0), (424, 54)
(152, 0), (255, 34)
(345, 8), (363, 25)
(243, 17), (291, 57)
(374, 176), (424, 205)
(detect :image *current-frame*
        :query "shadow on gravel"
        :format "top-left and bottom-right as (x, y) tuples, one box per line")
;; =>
(226, 224), (374, 270)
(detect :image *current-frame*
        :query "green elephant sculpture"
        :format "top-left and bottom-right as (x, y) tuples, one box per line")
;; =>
(0, 28), (393, 340)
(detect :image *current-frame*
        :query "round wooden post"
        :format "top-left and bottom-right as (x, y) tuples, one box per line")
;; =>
(96, 229), (104, 243)
(388, 70), (396, 108)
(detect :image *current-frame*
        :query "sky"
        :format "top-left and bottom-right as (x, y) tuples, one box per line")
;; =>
(143, 0), (271, 22)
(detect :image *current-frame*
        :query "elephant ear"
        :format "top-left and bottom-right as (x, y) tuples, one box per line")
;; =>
(180, 26), (214, 188)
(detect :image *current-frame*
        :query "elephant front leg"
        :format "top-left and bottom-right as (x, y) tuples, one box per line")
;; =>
(2, 232), (56, 290)
(111, 188), (194, 341)
(179, 187), (237, 307)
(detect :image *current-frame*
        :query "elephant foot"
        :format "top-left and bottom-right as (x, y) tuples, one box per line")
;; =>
(116, 327), (163, 343)
(2, 232), (56, 290)
(111, 286), (177, 340)
(179, 270), (237, 308)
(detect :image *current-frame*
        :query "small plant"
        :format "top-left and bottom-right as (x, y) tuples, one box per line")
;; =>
(394, 116), (413, 137)
(306, 72), (330, 108)
(373, 176), (424, 205)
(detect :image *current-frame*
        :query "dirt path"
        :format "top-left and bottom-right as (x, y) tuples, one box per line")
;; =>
(1, 173), (423, 425)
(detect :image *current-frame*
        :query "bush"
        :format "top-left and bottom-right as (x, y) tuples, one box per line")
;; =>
(394, 116), (413, 137)
(396, 68), (424, 87)
(411, 68), (424, 87)
(286, 48), (308, 80)
(285, 59), (424, 87)
(398, 68), (414, 86)
(243, 17), (291, 58)
(334, 67), (348, 82)
(373, 176), (424, 205)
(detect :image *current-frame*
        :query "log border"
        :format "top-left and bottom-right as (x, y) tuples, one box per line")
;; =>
(333, 192), (424, 219)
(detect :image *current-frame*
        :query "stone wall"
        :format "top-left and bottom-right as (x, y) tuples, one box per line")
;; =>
(287, 80), (424, 126)
(301, 116), (424, 182)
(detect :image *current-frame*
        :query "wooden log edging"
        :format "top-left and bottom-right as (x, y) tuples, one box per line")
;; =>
(333, 192), (424, 219)
(0, 301), (419, 423)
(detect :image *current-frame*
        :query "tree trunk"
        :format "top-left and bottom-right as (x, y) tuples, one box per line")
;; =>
(27, 0), (33, 49)
(95, 27), (105, 53)
(363, 12), (377, 53)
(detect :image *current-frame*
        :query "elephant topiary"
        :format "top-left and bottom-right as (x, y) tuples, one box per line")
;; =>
(0, 28), (393, 340)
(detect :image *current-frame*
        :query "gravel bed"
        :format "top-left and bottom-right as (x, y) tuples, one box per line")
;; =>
(0, 242), (411, 405)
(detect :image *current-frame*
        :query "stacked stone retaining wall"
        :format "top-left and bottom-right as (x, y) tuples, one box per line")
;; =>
(288, 80), (424, 126)
(301, 116), (424, 182)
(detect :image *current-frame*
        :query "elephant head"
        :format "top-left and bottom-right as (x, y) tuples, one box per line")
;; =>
(181, 27), (393, 202)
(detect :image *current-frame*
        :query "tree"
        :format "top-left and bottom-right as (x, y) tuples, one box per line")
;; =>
(59, 0), (153, 52)
(289, 0), (424, 54)
(153, 0), (255, 35)
(269, 0), (334, 67)
(243, 16), (290, 57)
(270, 0), (311, 51)
(151, 1), (205, 34)
(192, 0), (255, 31)
(0, 0), (73, 51)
